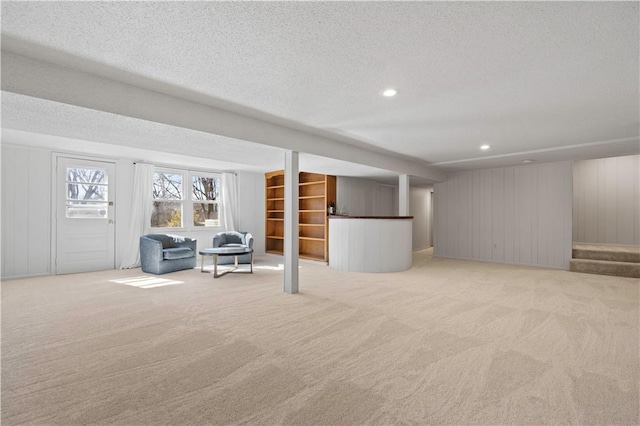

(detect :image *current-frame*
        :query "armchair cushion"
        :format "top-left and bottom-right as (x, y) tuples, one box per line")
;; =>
(163, 247), (194, 260)
(224, 233), (244, 245)
(154, 234), (179, 248)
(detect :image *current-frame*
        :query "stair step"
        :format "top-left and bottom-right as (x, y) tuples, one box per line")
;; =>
(570, 258), (640, 279)
(572, 243), (640, 263)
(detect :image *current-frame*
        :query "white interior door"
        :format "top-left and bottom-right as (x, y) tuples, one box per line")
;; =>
(56, 157), (115, 274)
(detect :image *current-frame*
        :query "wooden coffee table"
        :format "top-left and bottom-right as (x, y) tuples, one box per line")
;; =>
(199, 247), (254, 278)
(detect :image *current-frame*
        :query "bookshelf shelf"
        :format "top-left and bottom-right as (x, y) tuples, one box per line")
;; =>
(265, 170), (336, 261)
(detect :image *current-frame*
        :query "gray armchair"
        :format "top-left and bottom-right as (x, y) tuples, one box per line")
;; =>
(140, 234), (197, 274)
(213, 231), (254, 265)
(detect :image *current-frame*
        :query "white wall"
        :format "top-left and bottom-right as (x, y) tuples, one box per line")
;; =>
(410, 187), (433, 250)
(1, 145), (52, 278)
(237, 171), (266, 254)
(376, 184), (397, 216)
(336, 176), (397, 216)
(573, 155), (639, 246)
(1, 142), (266, 279)
(434, 161), (573, 269)
(337, 176), (377, 216)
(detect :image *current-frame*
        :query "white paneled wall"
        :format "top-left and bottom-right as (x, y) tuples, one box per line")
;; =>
(1, 143), (267, 279)
(434, 161), (573, 269)
(376, 184), (397, 216)
(237, 171), (265, 254)
(573, 155), (640, 245)
(2, 145), (52, 278)
(336, 176), (379, 216)
(336, 176), (399, 216)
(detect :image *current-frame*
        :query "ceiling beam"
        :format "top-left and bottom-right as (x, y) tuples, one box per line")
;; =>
(1, 42), (445, 182)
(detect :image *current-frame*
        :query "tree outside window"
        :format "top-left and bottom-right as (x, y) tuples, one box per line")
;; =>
(192, 175), (220, 227)
(65, 167), (108, 218)
(152, 172), (183, 227)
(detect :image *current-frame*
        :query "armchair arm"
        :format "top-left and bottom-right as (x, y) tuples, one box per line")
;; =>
(213, 234), (225, 248)
(244, 233), (254, 249)
(140, 236), (163, 268)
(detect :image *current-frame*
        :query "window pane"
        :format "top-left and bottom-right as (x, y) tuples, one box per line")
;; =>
(193, 203), (219, 227)
(153, 173), (183, 200)
(67, 167), (108, 184)
(67, 183), (107, 201)
(192, 176), (219, 201)
(66, 201), (108, 218)
(151, 201), (182, 227)
(65, 167), (109, 219)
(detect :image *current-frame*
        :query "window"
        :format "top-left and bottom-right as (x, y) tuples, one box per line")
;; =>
(150, 169), (222, 229)
(192, 174), (220, 227)
(152, 172), (183, 228)
(65, 167), (109, 219)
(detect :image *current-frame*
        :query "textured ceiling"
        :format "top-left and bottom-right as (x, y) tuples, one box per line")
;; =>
(1, 93), (399, 180)
(1, 1), (639, 171)
(1, 92), (285, 171)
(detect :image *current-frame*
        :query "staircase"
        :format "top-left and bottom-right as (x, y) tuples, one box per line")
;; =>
(570, 243), (640, 278)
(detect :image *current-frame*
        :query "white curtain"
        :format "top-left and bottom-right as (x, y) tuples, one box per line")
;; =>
(119, 163), (154, 268)
(221, 172), (238, 231)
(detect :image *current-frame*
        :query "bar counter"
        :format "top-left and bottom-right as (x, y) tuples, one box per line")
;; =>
(328, 216), (413, 273)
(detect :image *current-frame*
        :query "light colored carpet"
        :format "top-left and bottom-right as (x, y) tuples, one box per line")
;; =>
(2, 249), (638, 425)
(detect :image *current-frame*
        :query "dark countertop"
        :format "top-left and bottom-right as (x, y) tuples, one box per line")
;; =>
(328, 215), (413, 219)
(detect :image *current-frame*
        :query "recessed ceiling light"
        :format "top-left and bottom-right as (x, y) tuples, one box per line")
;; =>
(381, 88), (397, 97)
(480, 144), (490, 150)
(522, 159), (534, 164)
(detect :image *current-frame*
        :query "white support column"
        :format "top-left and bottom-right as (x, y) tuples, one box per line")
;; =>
(284, 151), (299, 294)
(399, 174), (410, 216)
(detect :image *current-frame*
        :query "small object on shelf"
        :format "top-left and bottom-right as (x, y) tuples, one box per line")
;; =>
(328, 201), (336, 215)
